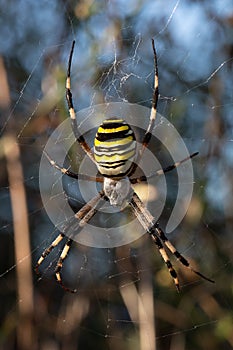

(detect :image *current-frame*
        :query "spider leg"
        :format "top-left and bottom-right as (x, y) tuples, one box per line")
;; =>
(35, 190), (106, 292)
(44, 150), (104, 182)
(156, 152), (199, 176)
(130, 152), (198, 184)
(129, 191), (214, 290)
(54, 238), (74, 292)
(141, 38), (159, 154)
(129, 192), (180, 291)
(66, 41), (96, 164)
(35, 233), (65, 274)
(154, 225), (215, 284)
(129, 38), (158, 177)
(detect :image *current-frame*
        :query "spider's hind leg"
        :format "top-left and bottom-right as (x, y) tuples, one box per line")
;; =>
(44, 150), (103, 182)
(130, 152), (199, 184)
(128, 39), (159, 178)
(66, 41), (96, 164)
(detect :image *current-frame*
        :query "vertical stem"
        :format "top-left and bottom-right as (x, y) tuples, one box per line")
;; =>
(138, 272), (156, 350)
(4, 135), (35, 350)
(118, 244), (156, 350)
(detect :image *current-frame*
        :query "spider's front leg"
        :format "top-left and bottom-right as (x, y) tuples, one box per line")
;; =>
(129, 192), (214, 291)
(35, 191), (106, 292)
(129, 192), (181, 291)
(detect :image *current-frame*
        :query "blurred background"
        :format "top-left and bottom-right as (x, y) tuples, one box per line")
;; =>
(0, 1), (233, 349)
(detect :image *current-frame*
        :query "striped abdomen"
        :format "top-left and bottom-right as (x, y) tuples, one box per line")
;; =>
(94, 118), (136, 177)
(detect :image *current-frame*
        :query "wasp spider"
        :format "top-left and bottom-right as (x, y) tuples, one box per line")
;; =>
(35, 40), (214, 292)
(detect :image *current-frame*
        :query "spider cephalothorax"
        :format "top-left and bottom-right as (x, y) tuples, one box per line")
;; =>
(103, 176), (134, 208)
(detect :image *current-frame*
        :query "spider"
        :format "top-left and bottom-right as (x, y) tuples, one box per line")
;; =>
(35, 39), (214, 292)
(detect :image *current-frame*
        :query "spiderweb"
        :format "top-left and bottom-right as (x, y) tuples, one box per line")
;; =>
(0, 1), (233, 349)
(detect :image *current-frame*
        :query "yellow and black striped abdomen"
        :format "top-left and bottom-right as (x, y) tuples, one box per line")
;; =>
(94, 118), (136, 177)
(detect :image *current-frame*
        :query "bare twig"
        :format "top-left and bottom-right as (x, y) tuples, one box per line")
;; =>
(4, 135), (35, 350)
